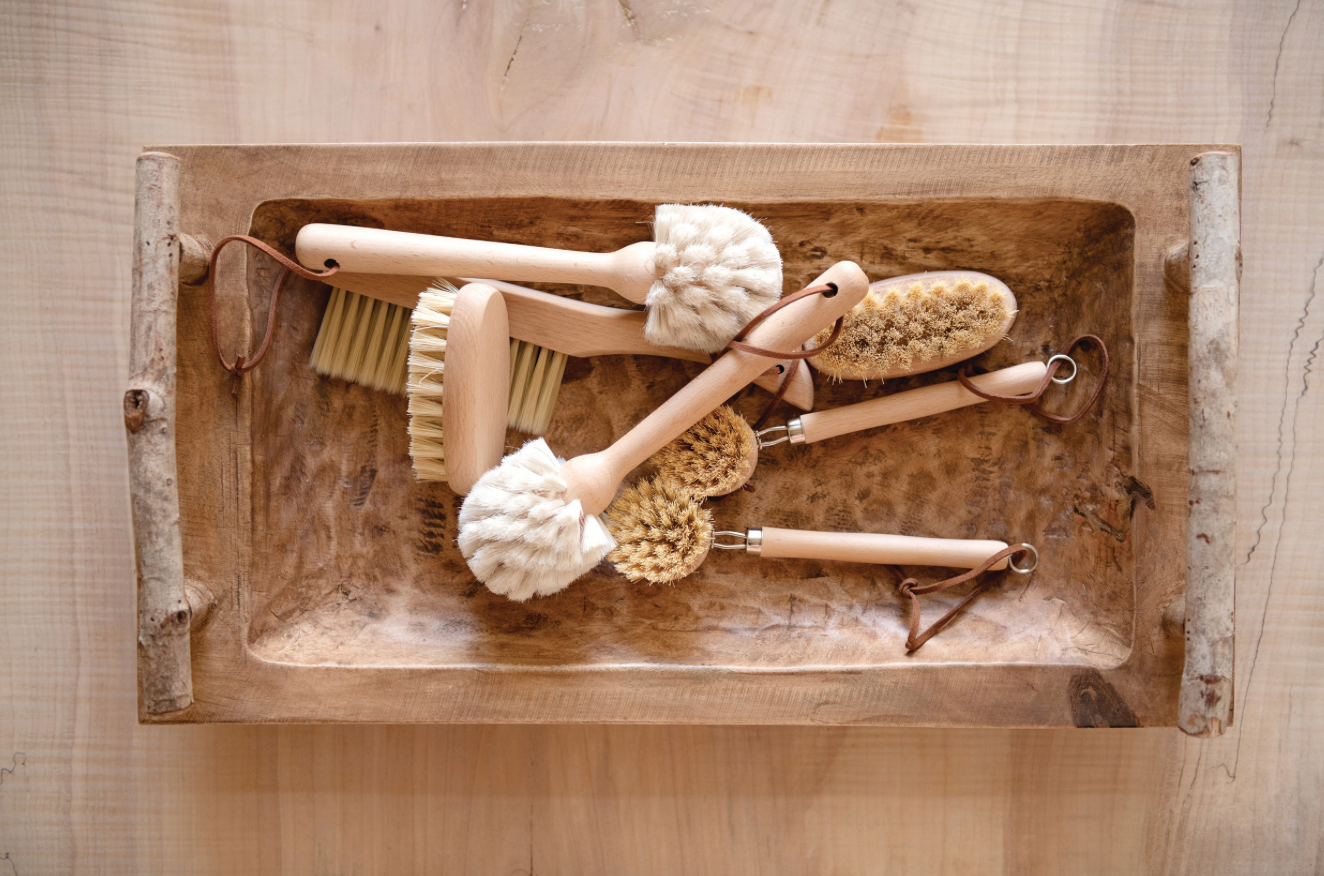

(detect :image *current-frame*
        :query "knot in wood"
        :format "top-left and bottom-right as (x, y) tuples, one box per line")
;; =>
(123, 388), (150, 432)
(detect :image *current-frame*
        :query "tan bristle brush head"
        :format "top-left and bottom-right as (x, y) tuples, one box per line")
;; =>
(808, 271), (1017, 381)
(606, 477), (714, 584)
(405, 284), (459, 482)
(308, 286), (413, 393)
(649, 405), (758, 498)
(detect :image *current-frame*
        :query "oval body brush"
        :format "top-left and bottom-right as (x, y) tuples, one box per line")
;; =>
(606, 476), (1033, 585)
(458, 261), (870, 601)
(309, 273), (815, 433)
(653, 359), (1064, 498)
(296, 203), (783, 354)
(406, 282), (511, 494)
(808, 271), (1018, 381)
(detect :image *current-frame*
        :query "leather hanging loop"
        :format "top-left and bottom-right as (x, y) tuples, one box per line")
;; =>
(890, 543), (1035, 652)
(957, 334), (1110, 425)
(207, 235), (339, 397)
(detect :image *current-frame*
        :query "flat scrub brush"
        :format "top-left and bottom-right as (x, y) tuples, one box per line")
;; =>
(606, 476), (1030, 585)
(457, 261), (870, 602)
(651, 359), (1064, 498)
(296, 203), (783, 354)
(809, 271), (1018, 381)
(307, 275), (814, 439)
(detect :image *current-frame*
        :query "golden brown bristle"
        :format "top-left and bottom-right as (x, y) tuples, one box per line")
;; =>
(809, 275), (1012, 381)
(649, 405), (758, 498)
(606, 477), (714, 584)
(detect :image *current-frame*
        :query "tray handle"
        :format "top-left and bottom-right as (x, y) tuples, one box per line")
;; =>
(1178, 151), (1240, 737)
(127, 151), (193, 716)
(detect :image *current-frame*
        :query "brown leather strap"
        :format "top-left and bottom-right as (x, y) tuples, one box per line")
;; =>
(957, 334), (1109, 425)
(208, 235), (339, 396)
(890, 543), (1033, 652)
(723, 282), (846, 430)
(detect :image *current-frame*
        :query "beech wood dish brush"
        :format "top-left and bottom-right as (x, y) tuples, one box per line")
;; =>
(296, 204), (783, 354)
(605, 476), (1036, 585)
(307, 275), (815, 437)
(457, 261), (870, 602)
(651, 357), (1074, 498)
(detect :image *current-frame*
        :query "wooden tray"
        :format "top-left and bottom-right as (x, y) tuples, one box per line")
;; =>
(126, 144), (1238, 732)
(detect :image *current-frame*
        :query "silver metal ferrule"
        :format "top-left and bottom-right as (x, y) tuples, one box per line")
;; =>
(786, 418), (806, 444)
(746, 527), (763, 556)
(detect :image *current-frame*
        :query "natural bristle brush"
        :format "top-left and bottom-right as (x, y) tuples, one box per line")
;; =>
(808, 271), (1018, 381)
(296, 203), (783, 354)
(406, 282), (512, 494)
(652, 357), (1077, 498)
(457, 261), (870, 602)
(606, 476), (1037, 585)
(307, 274), (815, 439)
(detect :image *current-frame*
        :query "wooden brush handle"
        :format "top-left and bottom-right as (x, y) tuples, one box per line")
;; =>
(442, 285), (512, 496)
(561, 261), (870, 514)
(296, 224), (657, 303)
(797, 361), (1048, 444)
(326, 272), (814, 409)
(756, 528), (1011, 570)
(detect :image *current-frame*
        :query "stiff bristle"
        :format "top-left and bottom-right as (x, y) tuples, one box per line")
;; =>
(606, 477), (714, 584)
(809, 276), (1011, 380)
(309, 287), (413, 393)
(406, 282), (460, 482)
(507, 340), (567, 435)
(649, 405), (758, 498)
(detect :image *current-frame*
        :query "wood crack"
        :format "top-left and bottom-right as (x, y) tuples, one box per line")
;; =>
(1265, 0), (1302, 129)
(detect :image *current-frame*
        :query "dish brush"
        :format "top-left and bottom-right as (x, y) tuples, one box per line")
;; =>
(457, 261), (870, 601)
(605, 476), (1034, 585)
(307, 274), (814, 438)
(808, 271), (1017, 381)
(652, 358), (1068, 498)
(295, 203), (783, 354)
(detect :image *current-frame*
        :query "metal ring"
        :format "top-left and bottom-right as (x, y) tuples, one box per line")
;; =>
(712, 531), (748, 550)
(1047, 354), (1077, 385)
(1008, 543), (1039, 574)
(756, 425), (789, 448)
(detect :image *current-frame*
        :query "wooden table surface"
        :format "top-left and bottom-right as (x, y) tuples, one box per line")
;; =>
(2, 0), (1320, 872)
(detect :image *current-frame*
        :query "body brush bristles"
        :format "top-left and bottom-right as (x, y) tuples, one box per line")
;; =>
(606, 477), (714, 584)
(309, 286), (413, 394)
(404, 285), (458, 482)
(809, 271), (1016, 381)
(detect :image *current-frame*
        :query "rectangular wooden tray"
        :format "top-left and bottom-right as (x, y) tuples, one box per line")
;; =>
(127, 144), (1238, 731)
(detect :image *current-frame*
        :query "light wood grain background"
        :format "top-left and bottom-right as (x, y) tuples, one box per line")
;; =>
(1, 0), (1320, 872)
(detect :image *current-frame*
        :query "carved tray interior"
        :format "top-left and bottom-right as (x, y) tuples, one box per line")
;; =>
(238, 196), (1135, 669)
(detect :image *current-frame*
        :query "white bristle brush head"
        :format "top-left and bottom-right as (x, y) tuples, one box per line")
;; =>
(458, 438), (616, 601)
(645, 204), (783, 354)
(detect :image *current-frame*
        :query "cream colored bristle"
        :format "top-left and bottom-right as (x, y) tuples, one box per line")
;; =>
(649, 405), (758, 498)
(309, 286), (412, 394)
(809, 275), (1012, 381)
(406, 282), (459, 482)
(606, 477), (714, 584)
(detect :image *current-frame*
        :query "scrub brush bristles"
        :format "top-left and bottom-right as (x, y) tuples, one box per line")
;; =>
(507, 340), (568, 435)
(809, 273), (1014, 381)
(406, 283), (459, 482)
(606, 477), (714, 584)
(309, 286), (413, 393)
(649, 405), (758, 498)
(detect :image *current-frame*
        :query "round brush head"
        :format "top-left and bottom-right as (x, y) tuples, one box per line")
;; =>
(458, 438), (616, 601)
(808, 271), (1016, 381)
(649, 405), (759, 498)
(645, 204), (783, 355)
(606, 476), (714, 585)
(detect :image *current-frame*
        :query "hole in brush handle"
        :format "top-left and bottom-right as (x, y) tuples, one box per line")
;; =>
(324, 258), (339, 269)
(822, 282), (838, 298)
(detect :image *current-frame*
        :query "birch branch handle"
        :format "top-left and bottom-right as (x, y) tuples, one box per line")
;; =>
(296, 223), (657, 303)
(563, 261), (870, 514)
(796, 362), (1049, 444)
(1179, 151), (1239, 737)
(127, 152), (193, 716)
(757, 528), (1011, 570)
